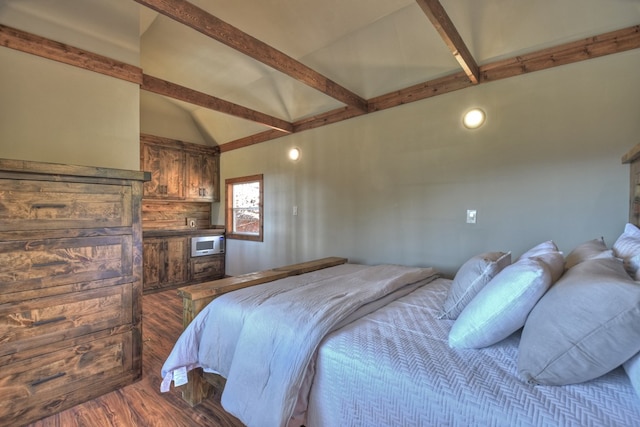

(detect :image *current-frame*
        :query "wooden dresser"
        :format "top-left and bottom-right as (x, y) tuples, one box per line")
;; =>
(0, 158), (147, 426)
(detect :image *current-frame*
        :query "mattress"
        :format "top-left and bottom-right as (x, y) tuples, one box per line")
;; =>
(306, 278), (640, 427)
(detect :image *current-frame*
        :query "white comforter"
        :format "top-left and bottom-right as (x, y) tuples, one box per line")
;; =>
(161, 263), (438, 427)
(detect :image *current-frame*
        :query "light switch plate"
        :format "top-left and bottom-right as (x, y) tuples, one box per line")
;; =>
(466, 209), (477, 224)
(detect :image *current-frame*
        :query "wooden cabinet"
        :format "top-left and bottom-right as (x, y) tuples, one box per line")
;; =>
(142, 236), (189, 293)
(141, 134), (219, 202)
(0, 158), (146, 426)
(186, 150), (218, 201)
(141, 138), (185, 199)
(142, 232), (225, 293)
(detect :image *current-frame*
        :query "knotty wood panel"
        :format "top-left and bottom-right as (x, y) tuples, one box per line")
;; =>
(142, 200), (212, 230)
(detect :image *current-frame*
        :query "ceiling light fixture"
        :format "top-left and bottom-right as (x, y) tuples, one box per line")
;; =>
(288, 147), (301, 161)
(463, 108), (486, 129)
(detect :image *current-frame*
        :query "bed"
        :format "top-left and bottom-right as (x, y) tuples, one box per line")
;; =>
(161, 238), (640, 426)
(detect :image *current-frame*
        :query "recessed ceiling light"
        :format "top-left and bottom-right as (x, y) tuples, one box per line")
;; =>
(463, 108), (486, 129)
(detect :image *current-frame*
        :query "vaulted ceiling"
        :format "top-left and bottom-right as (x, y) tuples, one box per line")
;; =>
(2, 0), (640, 152)
(137, 0), (640, 151)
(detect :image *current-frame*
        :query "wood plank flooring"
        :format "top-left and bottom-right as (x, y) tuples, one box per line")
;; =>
(25, 289), (245, 427)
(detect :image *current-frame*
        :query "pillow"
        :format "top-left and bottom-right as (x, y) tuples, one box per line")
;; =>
(517, 240), (564, 283)
(623, 351), (640, 399)
(564, 237), (611, 270)
(439, 251), (511, 320)
(448, 255), (555, 349)
(613, 223), (640, 280)
(518, 240), (559, 259)
(518, 255), (640, 386)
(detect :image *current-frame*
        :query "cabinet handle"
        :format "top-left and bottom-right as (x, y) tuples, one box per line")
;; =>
(33, 316), (67, 327)
(32, 260), (67, 268)
(32, 204), (67, 209)
(31, 372), (66, 387)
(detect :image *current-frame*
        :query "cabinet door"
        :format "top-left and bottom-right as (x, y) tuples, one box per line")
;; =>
(142, 237), (188, 293)
(185, 151), (215, 201)
(141, 143), (184, 199)
(142, 238), (163, 291)
(164, 236), (189, 286)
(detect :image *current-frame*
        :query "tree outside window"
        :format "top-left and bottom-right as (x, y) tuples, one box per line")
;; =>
(225, 174), (263, 241)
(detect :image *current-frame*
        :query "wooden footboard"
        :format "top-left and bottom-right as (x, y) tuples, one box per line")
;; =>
(175, 256), (348, 406)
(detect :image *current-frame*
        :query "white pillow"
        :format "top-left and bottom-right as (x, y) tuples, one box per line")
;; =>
(448, 256), (555, 349)
(624, 351), (640, 400)
(439, 251), (511, 320)
(517, 240), (564, 282)
(518, 255), (640, 385)
(613, 223), (640, 280)
(564, 237), (609, 270)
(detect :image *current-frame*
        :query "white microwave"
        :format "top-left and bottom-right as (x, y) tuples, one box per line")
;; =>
(191, 235), (225, 257)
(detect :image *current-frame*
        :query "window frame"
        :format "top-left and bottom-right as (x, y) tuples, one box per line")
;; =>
(225, 174), (264, 242)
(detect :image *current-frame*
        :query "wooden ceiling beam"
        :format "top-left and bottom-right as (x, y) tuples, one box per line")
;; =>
(415, 0), (479, 84)
(480, 25), (640, 82)
(133, 0), (368, 112)
(0, 24), (142, 84)
(142, 74), (293, 133)
(368, 71), (472, 112)
(220, 25), (640, 152)
(219, 129), (289, 153)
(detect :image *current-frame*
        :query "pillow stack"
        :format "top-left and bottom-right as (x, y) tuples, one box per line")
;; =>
(517, 224), (640, 389)
(448, 241), (563, 349)
(443, 225), (640, 396)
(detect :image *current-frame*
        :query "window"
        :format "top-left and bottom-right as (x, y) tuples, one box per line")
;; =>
(225, 174), (263, 242)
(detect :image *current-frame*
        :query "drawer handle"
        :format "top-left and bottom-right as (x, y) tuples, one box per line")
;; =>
(32, 204), (67, 209)
(31, 372), (66, 387)
(33, 316), (67, 327)
(32, 260), (67, 268)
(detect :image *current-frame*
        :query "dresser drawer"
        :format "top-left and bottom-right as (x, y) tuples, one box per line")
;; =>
(0, 284), (133, 358)
(0, 179), (132, 232)
(0, 235), (132, 295)
(0, 331), (134, 423)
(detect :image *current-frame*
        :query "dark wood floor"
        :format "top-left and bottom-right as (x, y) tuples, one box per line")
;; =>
(26, 289), (245, 427)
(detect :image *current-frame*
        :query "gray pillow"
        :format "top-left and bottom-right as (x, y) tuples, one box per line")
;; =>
(564, 237), (609, 270)
(439, 251), (511, 320)
(518, 255), (640, 385)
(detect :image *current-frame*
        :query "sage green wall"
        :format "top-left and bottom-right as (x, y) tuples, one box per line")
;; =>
(0, 1), (140, 171)
(220, 50), (640, 276)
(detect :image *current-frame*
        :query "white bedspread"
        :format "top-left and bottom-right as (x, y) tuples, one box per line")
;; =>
(306, 278), (640, 427)
(221, 264), (438, 427)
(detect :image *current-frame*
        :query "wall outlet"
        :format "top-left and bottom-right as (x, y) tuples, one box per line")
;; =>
(186, 217), (197, 228)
